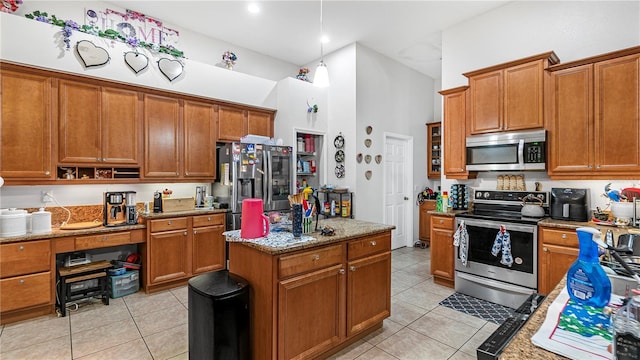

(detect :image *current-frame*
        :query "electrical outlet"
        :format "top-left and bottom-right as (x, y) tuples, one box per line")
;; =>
(41, 190), (53, 203)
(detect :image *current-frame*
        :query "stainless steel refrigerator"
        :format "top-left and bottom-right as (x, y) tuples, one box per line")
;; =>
(213, 142), (294, 230)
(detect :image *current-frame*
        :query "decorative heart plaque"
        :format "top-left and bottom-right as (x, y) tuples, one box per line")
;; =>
(124, 51), (149, 74)
(158, 58), (183, 81)
(76, 40), (110, 68)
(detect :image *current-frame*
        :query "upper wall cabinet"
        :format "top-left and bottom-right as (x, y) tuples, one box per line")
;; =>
(218, 105), (274, 142)
(58, 80), (140, 165)
(143, 94), (181, 179)
(0, 68), (54, 180)
(547, 47), (640, 179)
(464, 52), (559, 134)
(439, 86), (475, 179)
(183, 100), (216, 179)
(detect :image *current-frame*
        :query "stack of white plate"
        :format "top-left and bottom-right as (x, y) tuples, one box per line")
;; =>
(0, 208), (28, 237)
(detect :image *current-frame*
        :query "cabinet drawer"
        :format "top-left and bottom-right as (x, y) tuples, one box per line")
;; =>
(540, 228), (578, 247)
(348, 234), (391, 260)
(0, 271), (51, 312)
(431, 216), (454, 230)
(149, 217), (188, 232)
(75, 232), (132, 250)
(279, 244), (344, 279)
(193, 214), (225, 228)
(421, 201), (437, 211)
(0, 240), (51, 278)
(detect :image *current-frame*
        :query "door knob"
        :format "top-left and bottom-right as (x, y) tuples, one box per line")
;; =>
(404, 196), (409, 200)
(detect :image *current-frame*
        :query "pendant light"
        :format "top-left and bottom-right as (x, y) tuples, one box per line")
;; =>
(313, 0), (330, 87)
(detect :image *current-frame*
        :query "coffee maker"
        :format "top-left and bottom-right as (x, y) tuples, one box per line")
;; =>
(104, 191), (137, 226)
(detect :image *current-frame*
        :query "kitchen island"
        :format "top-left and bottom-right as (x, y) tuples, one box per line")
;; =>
(226, 218), (395, 360)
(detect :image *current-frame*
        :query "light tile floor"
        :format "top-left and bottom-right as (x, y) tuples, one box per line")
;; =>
(0, 246), (498, 359)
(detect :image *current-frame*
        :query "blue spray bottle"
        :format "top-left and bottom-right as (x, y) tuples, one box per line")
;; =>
(566, 227), (611, 308)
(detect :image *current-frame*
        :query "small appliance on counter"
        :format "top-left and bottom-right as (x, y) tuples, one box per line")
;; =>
(550, 188), (589, 222)
(195, 185), (206, 208)
(104, 191), (138, 226)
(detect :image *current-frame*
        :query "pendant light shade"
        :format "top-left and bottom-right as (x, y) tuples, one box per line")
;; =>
(313, 0), (329, 87)
(314, 61), (330, 88)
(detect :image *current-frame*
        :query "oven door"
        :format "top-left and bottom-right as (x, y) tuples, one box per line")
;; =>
(455, 217), (537, 289)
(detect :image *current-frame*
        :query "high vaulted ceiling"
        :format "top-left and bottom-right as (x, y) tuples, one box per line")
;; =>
(105, 1), (510, 79)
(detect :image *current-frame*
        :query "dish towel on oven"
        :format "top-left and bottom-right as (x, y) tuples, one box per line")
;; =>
(491, 226), (513, 267)
(453, 220), (468, 267)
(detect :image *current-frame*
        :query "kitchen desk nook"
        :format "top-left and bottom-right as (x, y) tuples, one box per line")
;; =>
(225, 218), (394, 360)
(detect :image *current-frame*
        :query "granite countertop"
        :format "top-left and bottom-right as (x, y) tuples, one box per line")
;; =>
(500, 277), (569, 359)
(224, 218), (395, 255)
(0, 208), (230, 244)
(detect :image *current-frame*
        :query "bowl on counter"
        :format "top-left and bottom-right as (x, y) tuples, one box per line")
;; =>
(611, 201), (640, 220)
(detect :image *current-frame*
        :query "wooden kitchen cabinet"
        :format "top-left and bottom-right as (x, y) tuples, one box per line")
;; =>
(464, 52), (559, 134)
(538, 227), (578, 295)
(228, 230), (391, 360)
(143, 94), (181, 178)
(0, 239), (53, 324)
(192, 214), (226, 274)
(183, 100), (216, 179)
(58, 80), (140, 165)
(426, 122), (441, 179)
(548, 47), (640, 179)
(0, 68), (54, 181)
(146, 218), (190, 285)
(430, 215), (455, 287)
(217, 105), (274, 142)
(418, 200), (437, 245)
(439, 86), (474, 179)
(144, 214), (227, 293)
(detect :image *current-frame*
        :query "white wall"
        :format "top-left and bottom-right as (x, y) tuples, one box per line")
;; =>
(440, 1), (640, 210)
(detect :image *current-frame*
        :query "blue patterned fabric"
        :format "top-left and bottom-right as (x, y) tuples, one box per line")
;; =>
(491, 227), (513, 267)
(453, 220), (468, 266)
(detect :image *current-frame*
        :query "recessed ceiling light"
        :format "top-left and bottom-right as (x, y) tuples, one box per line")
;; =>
(247, 3), (260, 14)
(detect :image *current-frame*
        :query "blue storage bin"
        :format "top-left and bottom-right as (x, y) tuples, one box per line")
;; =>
(108, 270), (139, 298)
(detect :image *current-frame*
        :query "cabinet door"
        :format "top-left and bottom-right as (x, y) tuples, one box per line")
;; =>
(144, 94), (181, 178)
(278, 264), (345, 360)
(594, 54), (640, 173)
(504, 60), (544, 131)
(548, 65), (594, 174)
(217, 106), (246, 142)
(183, 101), (216, 178)
(58, 80), (101, 164)
(426, 123), (441, 179)
(347, 252), (390, 337)
(247, 110), (273, 138)
(148, 230), (189, 284)
(192, 225), (225, 274)
(0, 70), (53, 179)
(441, 88), (470, 178)
(468, 70), (502, 134)
(418, 201), (436, 242)
(539, 243), (578, 295)
(102, 87), (140, 164)
(430, 217), (454, 287)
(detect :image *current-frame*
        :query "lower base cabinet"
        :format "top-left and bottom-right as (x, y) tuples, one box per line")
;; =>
(229, 231), (391, 360)
(430, 215), (455, 288)
(538, 227), (578, 295)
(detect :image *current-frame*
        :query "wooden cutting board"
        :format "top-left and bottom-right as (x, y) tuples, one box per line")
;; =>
(59, 221), (102, 230)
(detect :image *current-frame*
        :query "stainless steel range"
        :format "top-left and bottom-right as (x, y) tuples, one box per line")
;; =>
(454, 190), (549, 309)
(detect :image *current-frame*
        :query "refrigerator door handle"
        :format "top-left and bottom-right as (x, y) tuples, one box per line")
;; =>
(265, 150), (272, 206)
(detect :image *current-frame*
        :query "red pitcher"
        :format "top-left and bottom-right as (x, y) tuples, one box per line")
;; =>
(240, 198), (269, 239)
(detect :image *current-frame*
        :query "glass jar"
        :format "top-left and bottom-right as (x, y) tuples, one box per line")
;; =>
(611, 291), (640, 359)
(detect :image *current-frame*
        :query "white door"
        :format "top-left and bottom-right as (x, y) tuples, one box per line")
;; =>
(384, 134), (413, 250)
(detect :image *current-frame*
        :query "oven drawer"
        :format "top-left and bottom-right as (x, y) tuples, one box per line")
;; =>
(539, 227), (577, 247)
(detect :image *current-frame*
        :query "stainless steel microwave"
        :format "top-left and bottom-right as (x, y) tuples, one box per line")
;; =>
(465, 129), (546, 171)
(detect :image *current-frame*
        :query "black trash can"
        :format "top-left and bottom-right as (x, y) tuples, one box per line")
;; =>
(188, 270), (250, 360)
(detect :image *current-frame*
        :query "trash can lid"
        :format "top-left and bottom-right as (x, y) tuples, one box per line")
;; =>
(188, 270), (249, 298)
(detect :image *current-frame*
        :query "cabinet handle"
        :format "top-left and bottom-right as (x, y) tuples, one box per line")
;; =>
(561, 234), (567, 239)
(19, 279), (25, 284)
(596, 165), (600, 169)
(184, 231), (188, 236)
(543, 247), (548, 252)
(339, 269), (345, 275)
(185, 172), (189, 176)
(176, 172), (179, 176)
(588, 165), (593, 169)
(194, 230), (198, 235)
(207, 217), (211, 221)
(168, 220), (172, 225)
(45, 171), (50, 175)
(18, 245), (24, 251)
(370, 241), (377, 246)
(439, 219), (444, 224)
(311, 254), (320, 261)
(350, 266), (356, 272)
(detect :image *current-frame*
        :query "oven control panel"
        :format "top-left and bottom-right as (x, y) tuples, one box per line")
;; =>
(474, 190), (548, 205)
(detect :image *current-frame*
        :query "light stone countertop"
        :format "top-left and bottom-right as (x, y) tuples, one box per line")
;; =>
(224, 218), (395, 255)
